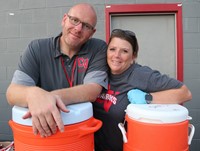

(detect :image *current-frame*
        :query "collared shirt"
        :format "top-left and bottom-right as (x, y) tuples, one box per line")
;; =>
(94, 63), (183, 151)
(12, 33), (108, 91)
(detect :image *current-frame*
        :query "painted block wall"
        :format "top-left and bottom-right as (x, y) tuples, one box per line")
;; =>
(0, 0), (199, 150)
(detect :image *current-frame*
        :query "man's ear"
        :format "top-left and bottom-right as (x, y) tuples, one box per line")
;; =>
(61, 13), (68, 26)
(89, 29), (96, 39)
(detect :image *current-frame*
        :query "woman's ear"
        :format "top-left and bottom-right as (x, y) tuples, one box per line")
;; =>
(131, 54), (136, 64)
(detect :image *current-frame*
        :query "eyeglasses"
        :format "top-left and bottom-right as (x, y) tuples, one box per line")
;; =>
(67, 14), (95, 31)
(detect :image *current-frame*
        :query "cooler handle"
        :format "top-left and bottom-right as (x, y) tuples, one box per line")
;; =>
(188, 124), (195, 145)
(78, 118), (102, 138)
(118, 123), (128, 143)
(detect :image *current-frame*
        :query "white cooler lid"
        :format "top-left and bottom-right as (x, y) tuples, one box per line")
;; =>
(12, 102), (93, 126)
(126, 104), (189, 124)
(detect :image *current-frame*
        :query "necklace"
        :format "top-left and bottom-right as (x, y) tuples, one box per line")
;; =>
(60, 56), (77, 87)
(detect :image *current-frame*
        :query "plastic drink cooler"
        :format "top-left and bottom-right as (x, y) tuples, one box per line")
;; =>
(9, 102), (102, 151)
(118, 104), (195, 151)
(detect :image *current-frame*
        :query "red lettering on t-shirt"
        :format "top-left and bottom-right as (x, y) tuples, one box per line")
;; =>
(96, 89), (120, 112)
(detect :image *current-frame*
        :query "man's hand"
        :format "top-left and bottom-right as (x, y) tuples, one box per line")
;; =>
(22, 87), (69, 137)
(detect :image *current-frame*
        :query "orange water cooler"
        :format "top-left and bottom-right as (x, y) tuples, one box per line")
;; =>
(118, 104), (195, 151)
(9, 102), (102, 151)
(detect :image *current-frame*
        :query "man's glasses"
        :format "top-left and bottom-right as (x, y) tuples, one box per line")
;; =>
(67, 14), (94, 31)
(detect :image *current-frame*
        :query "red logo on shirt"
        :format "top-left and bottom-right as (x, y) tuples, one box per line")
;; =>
(96, 86), (120, 112)
(77, 57), (89, 72)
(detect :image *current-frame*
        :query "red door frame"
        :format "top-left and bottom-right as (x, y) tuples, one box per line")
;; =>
(105, 3), (183, 81)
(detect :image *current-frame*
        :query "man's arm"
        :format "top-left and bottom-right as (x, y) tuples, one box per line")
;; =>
(7, 83), (31, 107)
(6, 82), (102, 137)
(51, 83), (103, 104)
(6, 83), (68, 137)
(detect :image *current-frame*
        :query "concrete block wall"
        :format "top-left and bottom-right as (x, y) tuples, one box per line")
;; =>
(0, 0), (199, 150)
(183, 1), (200, 151)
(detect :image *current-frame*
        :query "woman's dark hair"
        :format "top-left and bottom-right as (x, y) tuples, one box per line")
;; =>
(109, 29), (139, 57)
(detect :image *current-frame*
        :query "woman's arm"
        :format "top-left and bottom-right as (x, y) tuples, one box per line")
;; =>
(150, 85), (192, 104)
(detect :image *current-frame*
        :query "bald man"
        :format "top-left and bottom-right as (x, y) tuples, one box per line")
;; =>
(7, 3), (108, 137)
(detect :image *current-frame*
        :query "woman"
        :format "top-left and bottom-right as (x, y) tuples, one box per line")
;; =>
(93, 29), (192, 151)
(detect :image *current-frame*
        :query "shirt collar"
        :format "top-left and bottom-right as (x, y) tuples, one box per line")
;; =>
(53, 32), (90, 59)
(54, 33), (63, 58)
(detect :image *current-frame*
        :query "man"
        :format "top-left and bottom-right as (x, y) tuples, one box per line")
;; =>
(6, 3), (108, 138)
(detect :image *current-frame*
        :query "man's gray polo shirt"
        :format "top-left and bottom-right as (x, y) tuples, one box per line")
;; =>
(12, 34), (108, 91)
